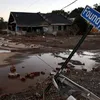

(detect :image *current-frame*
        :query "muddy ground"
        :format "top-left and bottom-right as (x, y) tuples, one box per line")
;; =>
(0, 34), (100, 100)
(3, 35), (100, 50)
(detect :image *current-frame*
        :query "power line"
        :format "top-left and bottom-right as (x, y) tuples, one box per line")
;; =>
(61, 0), (78, 10)
(24, 0), (41, 11)
(36, 55), (55, 70)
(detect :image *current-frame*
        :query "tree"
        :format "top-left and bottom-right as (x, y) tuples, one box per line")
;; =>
(94, 3), (99, 8)
(52, 10), (68, 16)
(69, 7), (84, 18)
(0, 17), (4, 22)
(69, 7), (88, 34)
(73, 16), (88, 35)
(94, 3), (100, 12)
(0, 17), (7, 30)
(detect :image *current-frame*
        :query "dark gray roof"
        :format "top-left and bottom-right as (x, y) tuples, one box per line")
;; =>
(11, 12), (48, 26)
(44, 13), (72, 25)
(10, 12), (72, 26)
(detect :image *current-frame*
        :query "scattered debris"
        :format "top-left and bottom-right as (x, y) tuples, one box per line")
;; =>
(31, 72), (40, 77)
(50, 71), (56, 76)
(8, 73), (20, 78)
(8, 65), (20, 78)
(82, 68), (87, 72)
(67, 95), (76, 100)
(10, 65), (16, 73)
(22, 66), (25, 68)
(29, 73), (34, 79)
(92, 67), (100, 72)
(20, 77), (26, 82)
(56, 68), (60, 71)
(25, 73), (30, 78)
(41, 71), (45, 75)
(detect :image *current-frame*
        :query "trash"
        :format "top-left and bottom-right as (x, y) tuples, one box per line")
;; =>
(29, 73), (34, 79)
(98, 83), (100, 85)
(52, 70), (56, 72)
(10, 65), (16, 73)
(67, 63), (75, 68)
(25, 73), (34, 79)
(41, 71), (45, 75)
(20, 77), (26, 82)
(56, 68), (60, 71)
(82, 68), (87, 72)
(25, 72), (40, 79)
(68, 89), (81, 97)
(87, 93), (91, 97)
(66, 68), (71, 74)
(50, 71), (56, 76)
(52, 78), (59, 90)
(67, 95), (76, 100)
(62, 68), (70, 75)
(25, 73), (30, 78)
(8, 73), (20, 78)
(22, 66), (25, 68)
(31, 72), (40, 77)
(42, 36), (45, 38)
(60, 41), (64, 44)
(92, 67), (100, 72)
(0, 94), (9, 98)
(35, 92), (41, 98)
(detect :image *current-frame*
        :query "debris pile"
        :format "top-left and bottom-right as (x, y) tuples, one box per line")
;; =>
(8, 65), (46, 82)
(8, 65), (20, 78)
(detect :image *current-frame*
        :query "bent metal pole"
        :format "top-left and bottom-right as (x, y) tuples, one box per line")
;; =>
(44, 24), (93, 93)
(60, 24), (93, 70)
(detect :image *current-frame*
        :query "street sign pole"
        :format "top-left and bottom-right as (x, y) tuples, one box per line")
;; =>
(44, 24), (93, 94)
(44, 5), (100, 98)
(60, 24), (93, 70)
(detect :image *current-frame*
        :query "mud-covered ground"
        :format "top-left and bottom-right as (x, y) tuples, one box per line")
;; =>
(0, 35), (100, 100)
(2, 35), (100, 50)
(0, 69), (99, 100)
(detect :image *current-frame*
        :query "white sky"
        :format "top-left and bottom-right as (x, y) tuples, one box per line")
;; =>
(0, 0), (99, 21)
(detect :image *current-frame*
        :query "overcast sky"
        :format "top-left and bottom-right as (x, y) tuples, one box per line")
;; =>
(0, 0), (99, 21)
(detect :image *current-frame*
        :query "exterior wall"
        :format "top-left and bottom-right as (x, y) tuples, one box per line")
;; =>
(8, 14), (73, 36)
(43, 25), (58, 36)
(12, 26), (44, 35)
(43, 25), (68, 33)
(8, 13), (16, 31)
(11, 25), (68, 35)
(53, 26), (58, 31)
(43, 25), (71, 36)
(43, 26), (53, 34)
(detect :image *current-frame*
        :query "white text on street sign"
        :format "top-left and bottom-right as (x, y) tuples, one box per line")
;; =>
(81, 5), (100, 30)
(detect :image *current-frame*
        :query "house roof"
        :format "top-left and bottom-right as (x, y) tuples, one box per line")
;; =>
(11, 12), (48, 27)
(43, 13), (72, 25)
(9, 12), (72, 27)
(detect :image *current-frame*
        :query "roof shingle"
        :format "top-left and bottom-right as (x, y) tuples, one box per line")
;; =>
(10, 12), (72, 26)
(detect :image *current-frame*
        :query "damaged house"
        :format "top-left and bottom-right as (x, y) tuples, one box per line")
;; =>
(8, 12), (73, 35)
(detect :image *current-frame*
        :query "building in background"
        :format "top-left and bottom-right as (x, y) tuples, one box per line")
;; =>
(8, 12), (72, 35)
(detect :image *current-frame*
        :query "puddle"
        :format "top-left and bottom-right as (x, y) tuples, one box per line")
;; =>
(0, 50), (100, 94)
(55, 50), (99, 71)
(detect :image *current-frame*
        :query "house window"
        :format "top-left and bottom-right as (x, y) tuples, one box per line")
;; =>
(53, 26), (58, 31)
(64, 25), (66, 30)
(53, 26), (54, 31)
(58, 26), (61, 30)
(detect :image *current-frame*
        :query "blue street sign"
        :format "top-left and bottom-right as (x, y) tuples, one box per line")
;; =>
(81, 5), (100, 30)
